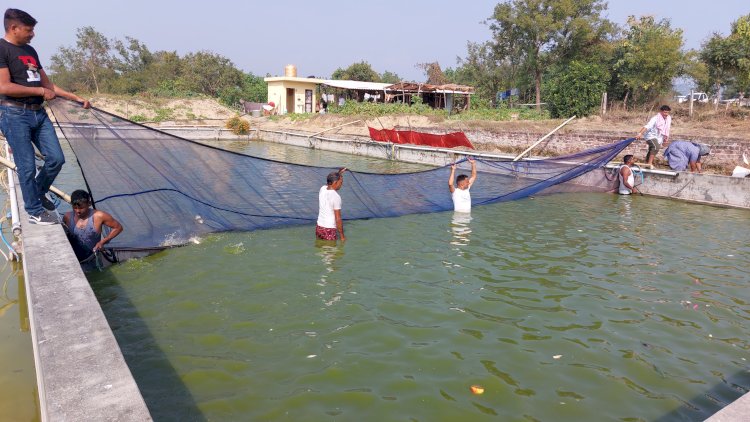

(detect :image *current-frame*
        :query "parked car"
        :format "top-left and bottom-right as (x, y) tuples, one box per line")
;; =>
(720, 97), (750, 107)
(677, 92), (709, 103)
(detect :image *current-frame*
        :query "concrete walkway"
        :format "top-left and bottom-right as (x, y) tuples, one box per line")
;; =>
(17, 192), (151, 420)
(704, 392), (750, 421)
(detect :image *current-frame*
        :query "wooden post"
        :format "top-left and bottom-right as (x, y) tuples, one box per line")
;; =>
(601, 92), (607, 115)
(689, 90), (694, 118)
(0, 155), (71, 203)
(513, 116), (576, 162)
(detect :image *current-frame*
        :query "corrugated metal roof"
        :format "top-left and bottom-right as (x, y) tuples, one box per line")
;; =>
(386, 82), (474, 94)
(322, 80), (392, 91)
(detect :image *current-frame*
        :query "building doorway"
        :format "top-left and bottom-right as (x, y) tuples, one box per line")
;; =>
(286, 88), (295, 114)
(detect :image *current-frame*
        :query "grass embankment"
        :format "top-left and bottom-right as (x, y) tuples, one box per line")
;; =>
(83, 94), (750, 140)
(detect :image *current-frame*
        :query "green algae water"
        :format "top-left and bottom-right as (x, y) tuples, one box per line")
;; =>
(4, 138), (749, 421)
(86, 140), (750, 421)
(0, 260), (38, 421)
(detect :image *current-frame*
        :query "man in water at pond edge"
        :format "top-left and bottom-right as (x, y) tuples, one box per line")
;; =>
(0, 8), (90, 225)
(635, 105), (671, 169)
(316, 168), (346, 242)
(618, 154), (640, 195)
(63, 190), (123, 266)
(448, 157), (477, 212)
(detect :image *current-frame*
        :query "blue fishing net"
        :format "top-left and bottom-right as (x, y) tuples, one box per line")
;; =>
(49, 99), (633, 251)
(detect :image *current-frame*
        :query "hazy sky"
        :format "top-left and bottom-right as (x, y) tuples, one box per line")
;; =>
(17, 0), (750, 82)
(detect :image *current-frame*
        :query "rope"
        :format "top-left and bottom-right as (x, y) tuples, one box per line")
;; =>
(0, 218), (17, 261)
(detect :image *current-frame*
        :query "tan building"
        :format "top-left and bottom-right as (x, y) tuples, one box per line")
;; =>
(264, 76), (324, 114)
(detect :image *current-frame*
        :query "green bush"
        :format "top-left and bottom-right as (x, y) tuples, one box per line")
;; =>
(450, 107), (549, 121)
(152, 107), (174, 122)
(130, 114), (147, 122)
(543, 61), (610, 118)
(328, 101), (439, 117)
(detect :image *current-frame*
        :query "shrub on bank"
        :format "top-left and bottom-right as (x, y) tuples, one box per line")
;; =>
(225, 115), (250, 135)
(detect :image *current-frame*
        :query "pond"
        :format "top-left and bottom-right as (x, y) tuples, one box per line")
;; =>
(3, 138), (749, 421)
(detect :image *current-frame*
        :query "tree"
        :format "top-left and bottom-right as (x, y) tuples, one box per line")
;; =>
(415, 62), (447, 84)
(682, 50), (711, 93)
(453, 41), (516, 105)
(612, 16), (684, 107)
(380, 70), (402, 84)
(331, 61), (381, 82)
(699, 35), (736, 96)
(543, 61), (610, 117)
(114, 36), (153, 74)
(729, 13), (750, 93)
(49, 26), (115, 93)
(144, 51), (183, 93)
(179, 51), (244, 97)
(488, 0), (610, 110)
(218, 72), (267, 107)
(110, 37), (153, 94)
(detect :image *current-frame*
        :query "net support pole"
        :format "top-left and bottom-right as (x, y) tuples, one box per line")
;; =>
(307, 119), (363, 139)
(0, 155), (71, 203)
(512, 116), (576, 162)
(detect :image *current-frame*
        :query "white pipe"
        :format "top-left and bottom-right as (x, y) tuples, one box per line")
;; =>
(5, 144), (20, 237)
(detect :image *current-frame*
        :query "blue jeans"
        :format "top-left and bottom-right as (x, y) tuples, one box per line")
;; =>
(0, 105), (65, 216)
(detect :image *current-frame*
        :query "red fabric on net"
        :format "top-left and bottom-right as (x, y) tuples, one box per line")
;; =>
(368, 127), (474, 149)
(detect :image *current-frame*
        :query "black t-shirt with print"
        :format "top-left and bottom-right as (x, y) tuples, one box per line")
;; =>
(0, 39), (43, 105)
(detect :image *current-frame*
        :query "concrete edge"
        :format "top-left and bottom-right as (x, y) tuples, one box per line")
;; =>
(16, 179), (152, 421)
(251, 128), (750, 210)
(704, 391), (750, 421)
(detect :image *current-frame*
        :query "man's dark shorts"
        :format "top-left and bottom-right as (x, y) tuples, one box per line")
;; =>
(646, 138), (661, 154)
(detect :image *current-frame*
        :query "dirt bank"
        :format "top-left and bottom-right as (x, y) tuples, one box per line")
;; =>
(87, 96), (750, 173)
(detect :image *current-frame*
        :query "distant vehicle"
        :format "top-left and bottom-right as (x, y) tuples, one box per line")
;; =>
(677, 92), (709, 103)
(720, 97), (750, 107)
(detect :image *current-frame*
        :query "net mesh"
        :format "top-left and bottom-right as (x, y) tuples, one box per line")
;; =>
(48, 99), (633, 251)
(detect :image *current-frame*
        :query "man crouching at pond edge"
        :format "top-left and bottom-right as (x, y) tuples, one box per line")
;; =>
(316, 168), (346, 242)
(63, 190), (123, 268)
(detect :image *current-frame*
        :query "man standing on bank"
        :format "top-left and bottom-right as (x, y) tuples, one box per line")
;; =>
(316, 168), (347, 242)
(0, 8), (90, 225)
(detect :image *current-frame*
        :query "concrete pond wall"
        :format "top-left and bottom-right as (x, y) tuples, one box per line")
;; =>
(15, 183), (152, 421)
(152, 124), (750, 174)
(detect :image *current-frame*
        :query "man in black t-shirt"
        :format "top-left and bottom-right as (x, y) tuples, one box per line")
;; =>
(0, 8), (90, 225)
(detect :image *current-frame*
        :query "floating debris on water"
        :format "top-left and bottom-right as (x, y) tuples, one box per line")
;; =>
(470, 385), (484, 395)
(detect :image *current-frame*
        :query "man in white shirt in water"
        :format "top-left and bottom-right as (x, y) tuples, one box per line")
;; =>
(316, 167), (347, 242)
(618, 154), (640, 195)
(448, 157), (477, 212)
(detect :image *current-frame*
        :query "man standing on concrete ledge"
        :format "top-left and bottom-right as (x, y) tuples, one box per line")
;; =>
(635, 105), (671, 169)
(0, 8), (90, 225)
